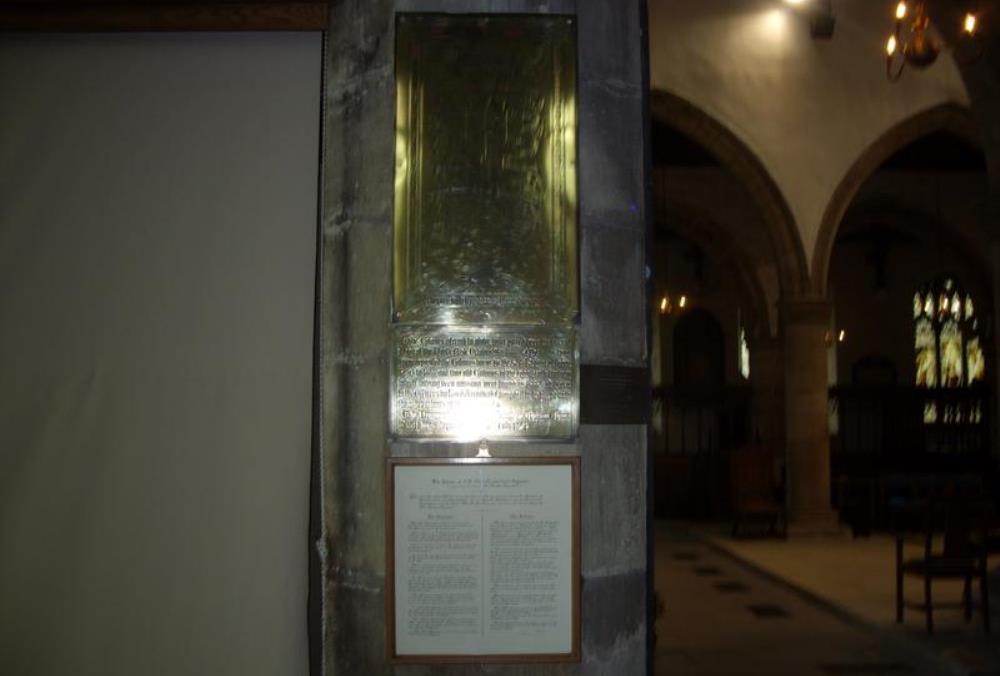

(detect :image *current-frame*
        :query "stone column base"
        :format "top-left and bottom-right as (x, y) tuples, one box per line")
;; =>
(786, 509), (846, 537)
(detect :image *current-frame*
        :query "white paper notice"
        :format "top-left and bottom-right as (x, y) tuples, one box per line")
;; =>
(393, 463), (574, 656)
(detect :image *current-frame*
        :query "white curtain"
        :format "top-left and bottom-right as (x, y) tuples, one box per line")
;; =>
(0, 32), (320, 675)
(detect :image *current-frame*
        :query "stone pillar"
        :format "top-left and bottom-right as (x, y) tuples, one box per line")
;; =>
(782, 299), (840, 535)
(319, 1), (650, 673)
(320, 0), (395, 673)
(576, 0), (650, 672)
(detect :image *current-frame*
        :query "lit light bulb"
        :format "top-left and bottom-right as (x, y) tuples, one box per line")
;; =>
(838, 329), (846, 343)
(678, 295), (687, 309)
(964, 13), (977, 35)
(659, 297), (668, 313)
(886, 34), (898, 56)
(895, 2), (908, 20)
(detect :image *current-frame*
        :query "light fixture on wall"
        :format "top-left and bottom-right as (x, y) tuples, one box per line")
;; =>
(824, 329), (847, 345)
(886, 2), (982, 81)
(658, 293), (690, 315)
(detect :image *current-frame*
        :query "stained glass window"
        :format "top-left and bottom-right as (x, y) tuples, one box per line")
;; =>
(914, 317), (937, 387)
(967, 336), (985, 383)
(939, 320), (963, 386)
(913, 277), (985, 425)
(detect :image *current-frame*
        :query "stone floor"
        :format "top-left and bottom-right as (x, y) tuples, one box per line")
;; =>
(654, 521), (1000, 676)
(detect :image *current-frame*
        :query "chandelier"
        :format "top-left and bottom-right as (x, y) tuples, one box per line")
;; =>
(886, 2), (982, 81)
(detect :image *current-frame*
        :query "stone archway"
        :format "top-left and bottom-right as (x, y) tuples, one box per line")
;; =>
(656, 199), (771, 338)
(650, 89), (810, 300)
(812, 103), (980, 296)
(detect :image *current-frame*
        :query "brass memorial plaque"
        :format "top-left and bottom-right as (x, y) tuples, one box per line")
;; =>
(391, 15), (578, 440)
(392, 326), (578, 440)
(394, 15), (577, 325)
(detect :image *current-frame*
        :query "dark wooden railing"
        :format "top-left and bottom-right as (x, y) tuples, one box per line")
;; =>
(651, 384), (997, 523)
(829, 385), (992, 470)
(828, 385), (995, 532)
(651, 386), (752, 518)
(653, 385), (752, 455)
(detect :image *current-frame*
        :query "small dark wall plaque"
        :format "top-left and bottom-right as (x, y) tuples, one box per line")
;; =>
(579, 365), (649, 425)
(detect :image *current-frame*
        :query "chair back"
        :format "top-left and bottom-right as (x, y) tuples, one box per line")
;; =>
(927, 497), (990, 560)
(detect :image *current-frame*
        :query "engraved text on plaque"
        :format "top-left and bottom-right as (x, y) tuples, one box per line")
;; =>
(392, 327), (577, 439)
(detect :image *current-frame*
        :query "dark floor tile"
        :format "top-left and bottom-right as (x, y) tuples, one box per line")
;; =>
(746, 603), (789, 618)
(692, 566), (722, 576)
(672, 551), (699, 561)
(714, 581), (749, 593)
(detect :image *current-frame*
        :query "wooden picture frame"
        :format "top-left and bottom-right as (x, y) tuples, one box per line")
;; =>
(386, 456), (581, 664)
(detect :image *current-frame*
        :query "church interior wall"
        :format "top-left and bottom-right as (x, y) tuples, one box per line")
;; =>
(830, 169), (993, 387)
(4, 0), (1000, 673)
(648, 0), (970, 268)
(831, 226), (991, 387)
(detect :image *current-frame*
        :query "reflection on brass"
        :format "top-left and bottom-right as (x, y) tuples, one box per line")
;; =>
(394, 14), (578, 325)
(391, 326), (578, 439)
(391, 15), (579, 440)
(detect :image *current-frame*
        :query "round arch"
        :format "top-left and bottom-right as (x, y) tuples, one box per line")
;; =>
(812, 103), (981, 297)
(649, 89), (810, 299)
(656, 199), (772, 338)
(835, 203), (993, 297)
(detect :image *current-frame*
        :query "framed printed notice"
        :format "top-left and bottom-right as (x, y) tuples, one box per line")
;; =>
(386, 457), (581, 663)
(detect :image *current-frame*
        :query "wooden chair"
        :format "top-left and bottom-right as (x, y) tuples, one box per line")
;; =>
(895, 498), (991, 634)
(730, 445), (785, 538)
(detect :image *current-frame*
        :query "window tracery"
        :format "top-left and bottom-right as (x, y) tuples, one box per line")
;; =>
(913, 277), (984, 424)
